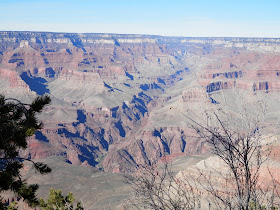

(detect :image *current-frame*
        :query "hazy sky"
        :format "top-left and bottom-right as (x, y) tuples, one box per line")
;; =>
(1, 0), (280, 37)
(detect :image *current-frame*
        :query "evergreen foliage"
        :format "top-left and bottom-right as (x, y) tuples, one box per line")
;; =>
(0, 95), (52, 208)
(39, 188), (84, 210)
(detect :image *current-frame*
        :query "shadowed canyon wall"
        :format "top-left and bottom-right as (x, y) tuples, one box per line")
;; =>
(1, 31), (280, 172)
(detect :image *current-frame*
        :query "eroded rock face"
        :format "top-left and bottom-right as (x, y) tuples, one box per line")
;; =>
(1, 32), (280, 172)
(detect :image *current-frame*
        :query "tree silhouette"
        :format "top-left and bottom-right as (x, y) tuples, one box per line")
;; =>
(125, 111), (280, 209)
(0, 95), (52, 208)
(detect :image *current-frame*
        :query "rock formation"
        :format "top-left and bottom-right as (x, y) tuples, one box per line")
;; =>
(1, 31), (280, 172)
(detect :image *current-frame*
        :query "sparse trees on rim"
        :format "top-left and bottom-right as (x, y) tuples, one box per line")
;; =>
(0, 94), (52, 208)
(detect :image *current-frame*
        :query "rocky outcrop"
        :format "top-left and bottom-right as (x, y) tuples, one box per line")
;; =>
(1, 31), (280, 173)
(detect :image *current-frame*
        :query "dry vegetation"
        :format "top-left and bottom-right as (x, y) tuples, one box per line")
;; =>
(124, 109), (280, 210)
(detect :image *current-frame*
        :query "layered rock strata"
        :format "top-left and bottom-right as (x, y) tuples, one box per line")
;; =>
(1, 32), (280, 172)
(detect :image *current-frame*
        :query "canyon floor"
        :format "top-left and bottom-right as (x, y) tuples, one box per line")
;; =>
(23, 154), (209, 209)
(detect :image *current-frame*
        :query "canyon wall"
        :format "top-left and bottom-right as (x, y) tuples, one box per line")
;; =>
(1, 31), (280, 172)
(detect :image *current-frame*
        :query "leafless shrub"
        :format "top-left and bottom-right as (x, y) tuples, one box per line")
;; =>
(187, 110), (280, 210)
(124, 89), (280, 210)
(124, 163), (201, 210)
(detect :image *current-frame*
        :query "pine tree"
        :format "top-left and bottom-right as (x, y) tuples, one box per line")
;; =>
(0, 95), (52, 208)
(39, 188), (84, 210)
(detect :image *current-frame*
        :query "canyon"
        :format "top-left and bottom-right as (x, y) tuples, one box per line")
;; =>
(1, 32), (280, 174)
(2, 31), (280, 208)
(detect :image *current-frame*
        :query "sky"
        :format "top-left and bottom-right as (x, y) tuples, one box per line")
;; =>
(0, 0), (280, 38)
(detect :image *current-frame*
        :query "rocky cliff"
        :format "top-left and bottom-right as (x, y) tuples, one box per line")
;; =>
(1, 31), (280, 172)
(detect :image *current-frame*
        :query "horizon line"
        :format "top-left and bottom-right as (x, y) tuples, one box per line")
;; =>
(1, 30), (280, 40)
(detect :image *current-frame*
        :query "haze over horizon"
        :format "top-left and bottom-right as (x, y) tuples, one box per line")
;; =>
(1, 0), (280, 38)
